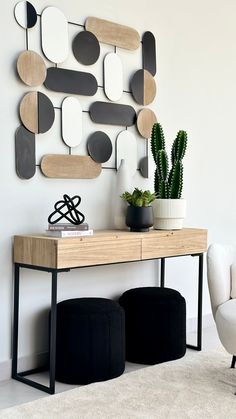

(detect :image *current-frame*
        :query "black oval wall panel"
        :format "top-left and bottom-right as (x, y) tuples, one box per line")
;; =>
(44, 67), (98, 96)
(15, 125), (36, 179)
(142, 31), (156, 76)
(90, 101), (136, 126)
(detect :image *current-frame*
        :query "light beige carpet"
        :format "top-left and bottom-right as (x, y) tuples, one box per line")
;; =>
(1, 349), (236, 419)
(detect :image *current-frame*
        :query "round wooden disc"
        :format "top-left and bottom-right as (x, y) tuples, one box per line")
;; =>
(14, 1), (37, 29)
(87, 131), (112, 163)
(17, 50), (47, 87)
(19, 91), (55, 134)
(130, 69), (156, 105)
(72, 31), (100, 65)
(137, 108), (157, 139)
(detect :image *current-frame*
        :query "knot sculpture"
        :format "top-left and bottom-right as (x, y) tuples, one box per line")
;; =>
(48, 194), (85, 225)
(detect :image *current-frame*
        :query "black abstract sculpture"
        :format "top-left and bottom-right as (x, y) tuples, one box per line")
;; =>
(48, 194), (85, 225)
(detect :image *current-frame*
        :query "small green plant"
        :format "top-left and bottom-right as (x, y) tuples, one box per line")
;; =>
(151, 123), (187, 199)
(121, 188), (156, 207)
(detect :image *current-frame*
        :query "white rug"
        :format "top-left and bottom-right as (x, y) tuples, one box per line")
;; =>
(1, 349), (236, 419)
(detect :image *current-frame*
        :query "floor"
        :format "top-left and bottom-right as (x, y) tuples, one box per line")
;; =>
(0, 325), (222, 410)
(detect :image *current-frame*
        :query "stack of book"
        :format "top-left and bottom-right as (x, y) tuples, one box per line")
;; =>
(45, 222), (93, 237)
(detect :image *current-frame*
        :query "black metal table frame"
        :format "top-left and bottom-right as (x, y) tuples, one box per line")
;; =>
(12, 253), (204, 394)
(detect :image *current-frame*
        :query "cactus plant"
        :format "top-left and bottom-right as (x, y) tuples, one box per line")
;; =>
(151, 123), (187, 199)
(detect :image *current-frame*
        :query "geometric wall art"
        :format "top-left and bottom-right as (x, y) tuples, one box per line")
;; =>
(14, 3), (157, 180)
(19, 91), (55, 134)
(41, 6), (69, 64)
(15, 125), (36, 179)
(14, 1), (37, 29)
(104, 53), (123, 101)
(62, 97), (82, 148)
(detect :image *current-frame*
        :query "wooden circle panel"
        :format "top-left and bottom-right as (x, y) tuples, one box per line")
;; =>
(62, 97), (82, 148)
(17, 50), (46, 87)
(41, 6), (69, 64)
(116, 130), (137, 176)
(104, 53), (123, 102)
(87, 131), (112, 163)
(137, 108), (157, 139)
(72, 31), (100, 65)
(19, 91), (55, 134)
(130, 69), (156, 105)
(14, 1), (37, 29)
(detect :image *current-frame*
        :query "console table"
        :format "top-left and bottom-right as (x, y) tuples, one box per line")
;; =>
(12, 228), (207, 394)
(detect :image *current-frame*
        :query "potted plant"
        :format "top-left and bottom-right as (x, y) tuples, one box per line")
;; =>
(151, 123), (188, 230)
(121, 188), (156, 232)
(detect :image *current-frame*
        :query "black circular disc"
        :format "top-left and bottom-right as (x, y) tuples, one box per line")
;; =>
(14, 1), (37, 29)
(87, 131), (112, 163)
(72, 31), (100, 65)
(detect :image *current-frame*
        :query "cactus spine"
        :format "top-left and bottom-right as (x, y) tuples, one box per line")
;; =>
(151, 123), (187, 199)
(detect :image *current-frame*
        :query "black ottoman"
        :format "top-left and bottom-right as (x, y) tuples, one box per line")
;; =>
(119, 287), (186, 365)
(56, 298), (125, 384)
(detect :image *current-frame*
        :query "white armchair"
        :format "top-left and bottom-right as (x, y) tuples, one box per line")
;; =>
(207, 243), (236, 367)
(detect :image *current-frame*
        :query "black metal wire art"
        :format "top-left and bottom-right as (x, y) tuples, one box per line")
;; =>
(48, 194), (85, 225)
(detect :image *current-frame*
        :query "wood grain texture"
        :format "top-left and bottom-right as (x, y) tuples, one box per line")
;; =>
(19, 91), (38, 133)
(137, 108), (157, 138)
(17, 50), (46, 87)
(86, 16), (140, 50)
(41, 154), (102, 179)
(144, 69), (156, 105)
(13, 229), (207, 269)
(142, 229), (208, 260)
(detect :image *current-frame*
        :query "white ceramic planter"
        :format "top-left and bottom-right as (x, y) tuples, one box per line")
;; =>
(152, 199), (186, 230)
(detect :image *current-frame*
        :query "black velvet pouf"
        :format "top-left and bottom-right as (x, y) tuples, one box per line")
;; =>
(56, 298), (125, 384)
(119, 287), (186, 365)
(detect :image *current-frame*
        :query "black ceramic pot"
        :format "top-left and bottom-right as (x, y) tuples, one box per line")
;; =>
(126, 206), (154, 232)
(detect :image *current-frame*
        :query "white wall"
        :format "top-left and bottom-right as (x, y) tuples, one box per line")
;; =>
(1, 0), (236, 374)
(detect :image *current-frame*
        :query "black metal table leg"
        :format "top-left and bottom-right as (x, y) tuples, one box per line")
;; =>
(187, 253), (203, 351)
(12, 263), (20, 379)
(49, 270), (58, 394)
(160, 258), (165, 287)
(12, 265), (58, 394)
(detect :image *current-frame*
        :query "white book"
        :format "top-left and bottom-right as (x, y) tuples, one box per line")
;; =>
(45, 229), (93, 237)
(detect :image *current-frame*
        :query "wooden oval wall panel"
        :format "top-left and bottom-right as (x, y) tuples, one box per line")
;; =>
(44, 67), (98, 96)
(90, 102), (136, 126)
(15, 125), (36, 179)
(86, 17), (140, 50)
(62, 97), (82, 148)
(41, 155), (102, 179)
(142, 31), (156, 76)
(41, 7), (69, 64)
(116, 130), (137, 176)
(104, 53), (123, 101)
(17, 50), (46, 87)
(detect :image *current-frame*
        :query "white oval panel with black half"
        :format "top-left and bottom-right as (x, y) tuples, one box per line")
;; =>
(104, 53), (123, 102)
(62, 97), (82, 148)
(41, 7), (68, 64)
